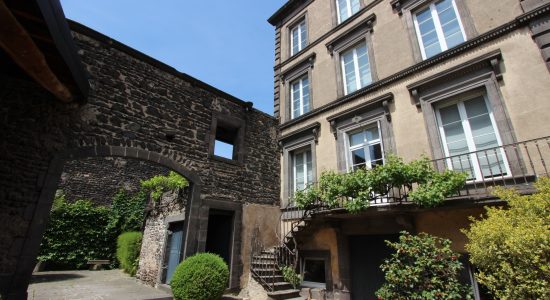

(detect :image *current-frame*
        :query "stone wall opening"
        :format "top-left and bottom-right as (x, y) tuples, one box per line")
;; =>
(32, 151), (197, 292)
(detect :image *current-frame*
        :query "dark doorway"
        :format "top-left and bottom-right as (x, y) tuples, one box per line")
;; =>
(349, 234), (399, 300)
(205, 209), (234, 267)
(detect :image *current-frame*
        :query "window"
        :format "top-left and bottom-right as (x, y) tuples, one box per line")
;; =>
(292, 149), (313, 193)
(291, 19), (307, 56)
(210, 115), (245, 163)
(336, 0), (361, 23)
(341, 42), (372, 95)
(302, 259), (326, 287)
(290, 75), (311, 119)
(436, 95), (510, 180)
(346, 122), (384, 171)
(413, 0), (466, 59)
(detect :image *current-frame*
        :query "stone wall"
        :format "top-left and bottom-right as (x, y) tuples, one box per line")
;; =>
(137, 190), (187, 287)
(0, 20), (280, 298)
(58, 157), (169, 206)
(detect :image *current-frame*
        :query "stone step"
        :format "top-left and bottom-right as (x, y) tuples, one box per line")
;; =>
(267, 289), (301, 300)
(253, 274), (285, 284)
(251, 261), (278, 268)
(252, 268), (281, 276)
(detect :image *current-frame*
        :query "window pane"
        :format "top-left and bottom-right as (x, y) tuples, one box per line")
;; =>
(464, 97), (489, 118)
(443, 123), (466, 144)
(306, 151), (313, 184)
(292, 28), (299, 55)
(416, 7), (433, 23)
(351, 0), (361, 14)
(338, 0), (349, 22)
(342, 50), (357, 93)
(439, 104), (462, 125)
(369, 143), (383, 162)
(300, 22), (307, 49)
(349, 131), (364, 147)
(351, 149), (366, 166)
(356, 43), (372, 87)
(365, 126), (379, 141)
(437, 0), (465, 49)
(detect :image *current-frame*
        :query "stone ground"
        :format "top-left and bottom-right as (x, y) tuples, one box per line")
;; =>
(27, 270), (172, 300)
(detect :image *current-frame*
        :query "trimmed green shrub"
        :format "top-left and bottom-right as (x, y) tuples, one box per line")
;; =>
(116, 231), (143, 276)
(38, 198), (116, 269)
(463, 177), (550, 300)
(170, 253), (229, 300)
(376, 231), (473, 300)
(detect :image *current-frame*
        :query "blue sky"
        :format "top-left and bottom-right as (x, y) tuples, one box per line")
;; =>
(60, 0), (286, 115)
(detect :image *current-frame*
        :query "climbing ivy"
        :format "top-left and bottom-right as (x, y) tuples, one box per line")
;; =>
(140, 171), (189, 202)
(294, 155), (467, 212)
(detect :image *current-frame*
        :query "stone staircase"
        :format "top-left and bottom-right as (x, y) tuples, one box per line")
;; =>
(250, 251), (303, 300)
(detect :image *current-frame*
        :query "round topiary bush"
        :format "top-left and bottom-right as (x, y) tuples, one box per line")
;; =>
(170, 253), (229, 300)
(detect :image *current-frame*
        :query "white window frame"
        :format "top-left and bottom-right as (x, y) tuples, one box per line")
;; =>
(290, 19), (307, 56)
(340, 42), (371, 95)
(336, 0), (361, 24)
(435, 94), (511, 181)
(413, 0), (467, 60)
(344, 121), (384, 172)
(290, 75), (310, 119)
(292, 149), (313, 192)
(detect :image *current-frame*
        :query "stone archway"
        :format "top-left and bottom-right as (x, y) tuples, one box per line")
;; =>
(1, 18), (280, 299)
(9, 146), (202, 297)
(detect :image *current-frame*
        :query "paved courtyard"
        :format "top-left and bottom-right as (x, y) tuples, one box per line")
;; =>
(27, 270), (172, 300)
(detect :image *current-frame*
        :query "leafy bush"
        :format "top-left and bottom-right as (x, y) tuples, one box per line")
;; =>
(141, 171), (189, 202)
(294, 155), (466, 212)
(463, 177), (550, 300)
(281, 265), (302, 289)
(110, 190), (147, 233)
(116, 231), (143, 276)
(376, 231), (473, 300)
(170, 253), (229, 300)
(38, 198), (116, 269)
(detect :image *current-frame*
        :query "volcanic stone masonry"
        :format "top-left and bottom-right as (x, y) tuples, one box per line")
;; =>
(0, 20), (280, 298)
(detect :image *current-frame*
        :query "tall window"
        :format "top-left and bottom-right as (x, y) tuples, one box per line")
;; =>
(436, 95), (509, 180)
(346, 123), (384, 171)
(290, 75), (311, 119)
(341, 42), (372, 95)
(413, 0), (466, 59)
(336, 0), (361, 23)
(292, 149), (313, 193)
(291, 19), (307, 56)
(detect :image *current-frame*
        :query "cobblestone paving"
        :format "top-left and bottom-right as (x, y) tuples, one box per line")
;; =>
(27, 270), (172, 300)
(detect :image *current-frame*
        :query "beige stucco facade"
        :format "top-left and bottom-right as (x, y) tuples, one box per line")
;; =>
(270, 0), (550, 299)
(277, 2), (550, 201)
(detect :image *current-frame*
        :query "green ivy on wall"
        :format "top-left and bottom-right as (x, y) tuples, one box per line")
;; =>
(140, 171), (189, 202)
(294, 155), (467, 212)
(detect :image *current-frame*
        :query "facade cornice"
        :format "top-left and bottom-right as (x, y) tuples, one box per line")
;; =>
(273, 0), (384, 71)
(278, 4), (550, 130)
(278, 122), (321, 145)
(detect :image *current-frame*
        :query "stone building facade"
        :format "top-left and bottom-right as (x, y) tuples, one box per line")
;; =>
(0, 2), (280, 297)
(58, 157), (169, 205)
(265, 0), (550, 299)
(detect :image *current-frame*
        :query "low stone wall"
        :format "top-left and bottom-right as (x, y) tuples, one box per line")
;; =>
(137, 190), (187, 286)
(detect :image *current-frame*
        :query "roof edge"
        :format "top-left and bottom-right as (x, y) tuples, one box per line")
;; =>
(268, 0), (307, 26)
(67, 19), (276, 120)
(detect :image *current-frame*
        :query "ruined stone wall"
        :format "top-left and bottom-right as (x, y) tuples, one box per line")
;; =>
(58, 157), (169, 206)
(137, 190), (187, 287)
(0, 21), (280, 297)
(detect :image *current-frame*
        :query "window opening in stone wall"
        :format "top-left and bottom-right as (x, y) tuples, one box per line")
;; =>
(301, 258), (326, 288)
(214, 121), (239, 160)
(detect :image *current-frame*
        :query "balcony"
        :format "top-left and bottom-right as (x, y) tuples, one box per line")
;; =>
(282, 136), (550, 220)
